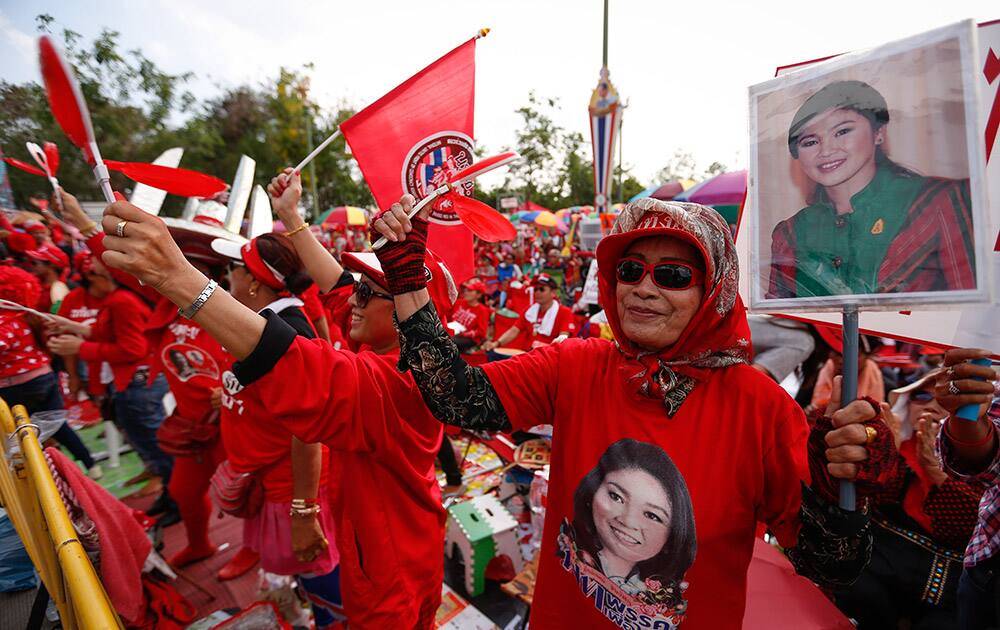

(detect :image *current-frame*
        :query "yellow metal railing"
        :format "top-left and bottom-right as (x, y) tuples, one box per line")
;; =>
(0, 398), (122, 629)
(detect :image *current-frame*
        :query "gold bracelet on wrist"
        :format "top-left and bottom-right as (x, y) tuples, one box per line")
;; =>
(284, 222), (310, 237)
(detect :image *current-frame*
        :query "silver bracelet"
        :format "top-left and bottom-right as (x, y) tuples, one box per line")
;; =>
(178, 279), (218, 319)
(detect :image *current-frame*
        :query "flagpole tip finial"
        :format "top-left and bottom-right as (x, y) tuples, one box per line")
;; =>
(477, 27), (491, 39)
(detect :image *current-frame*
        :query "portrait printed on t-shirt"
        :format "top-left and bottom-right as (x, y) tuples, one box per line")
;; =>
(747, 21), (988, 313)
(162, 342), (220, 383)
(557, 439), (696, 629)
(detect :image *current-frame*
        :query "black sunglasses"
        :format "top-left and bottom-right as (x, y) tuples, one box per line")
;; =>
(910, 390), (935, 403)
(616, 258), (704, 290)
(352, 280), (393, 308)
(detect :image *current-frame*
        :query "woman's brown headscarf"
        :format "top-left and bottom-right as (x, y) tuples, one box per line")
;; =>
(595, 198), (752, 416)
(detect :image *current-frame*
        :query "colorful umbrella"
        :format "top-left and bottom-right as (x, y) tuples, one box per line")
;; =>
(518, 211), (541, 224)
(320, 206), (368, 227)
(673, 170), (747, 225)
(535, 210), (558, 229)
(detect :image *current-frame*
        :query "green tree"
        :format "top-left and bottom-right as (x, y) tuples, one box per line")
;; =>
(0, 15), (195, 206)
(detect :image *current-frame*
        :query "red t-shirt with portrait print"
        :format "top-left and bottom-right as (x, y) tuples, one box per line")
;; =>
(150, 311), (232, 421)
(481, 338), (809, 630)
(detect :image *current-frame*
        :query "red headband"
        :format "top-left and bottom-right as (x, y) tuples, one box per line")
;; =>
(241, 240), (285, 290)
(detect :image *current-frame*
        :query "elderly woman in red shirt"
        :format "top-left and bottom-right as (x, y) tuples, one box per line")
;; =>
(365, 196), (895, 629)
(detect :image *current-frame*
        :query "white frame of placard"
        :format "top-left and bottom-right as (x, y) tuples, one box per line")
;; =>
(747, 20), (990, 313)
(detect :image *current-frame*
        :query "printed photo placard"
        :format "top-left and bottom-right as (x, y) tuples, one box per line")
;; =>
(747, 20), (989, 313)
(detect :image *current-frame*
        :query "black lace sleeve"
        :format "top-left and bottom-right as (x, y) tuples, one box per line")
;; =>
(396, 301), (512, 433)
(786, 483), (872, 589)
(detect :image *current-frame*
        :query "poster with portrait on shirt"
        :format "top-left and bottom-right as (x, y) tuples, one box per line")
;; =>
(557, 438), (696, 629)
(747, 20), (991, 313)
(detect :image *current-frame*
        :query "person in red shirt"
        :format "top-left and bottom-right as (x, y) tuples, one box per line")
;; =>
(25, 243), (69, 314)
(47, 251), (175, 520)
(53, 253), (108, 401)
(209, 232), (343, 625)
(0, 265), (99, 477)
(449, 278), (491, 353)
(484, 273), (575, 351)
(363, 195), (897, 629)
(98, 172), (455, 628)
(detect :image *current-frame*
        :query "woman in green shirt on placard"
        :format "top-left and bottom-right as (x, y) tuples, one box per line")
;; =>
(767, 80), (974, 300)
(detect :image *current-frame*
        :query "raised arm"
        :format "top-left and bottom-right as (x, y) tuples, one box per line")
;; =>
(268, 169), (345, 293)
(371, 195), (511, 433)
(99, 201), (265, 360)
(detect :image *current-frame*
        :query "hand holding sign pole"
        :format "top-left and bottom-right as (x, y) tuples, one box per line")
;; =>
(372, 151), (519, 249)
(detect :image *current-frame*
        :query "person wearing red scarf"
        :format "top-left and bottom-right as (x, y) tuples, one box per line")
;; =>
(363, 196), (897, 629)
(96, 168), (457, 627)
(484, 273), (576, 351)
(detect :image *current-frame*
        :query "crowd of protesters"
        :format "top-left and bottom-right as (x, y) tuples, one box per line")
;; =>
(0, 176), (998, 630)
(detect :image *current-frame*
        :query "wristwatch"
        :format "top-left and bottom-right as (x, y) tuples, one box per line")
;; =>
(178, 279), (218, 319)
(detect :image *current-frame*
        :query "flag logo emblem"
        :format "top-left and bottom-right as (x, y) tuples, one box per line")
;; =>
(402, 131), (475, 225)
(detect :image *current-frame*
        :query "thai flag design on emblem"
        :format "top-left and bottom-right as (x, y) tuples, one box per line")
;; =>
(418, 146), (461, 198)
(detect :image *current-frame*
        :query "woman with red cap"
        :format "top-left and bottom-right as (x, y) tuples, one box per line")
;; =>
(449, 278), (491, 353)
(361, 195), (898, 629)
(25, 242), (69, 313)
(97, 170), (456, 627)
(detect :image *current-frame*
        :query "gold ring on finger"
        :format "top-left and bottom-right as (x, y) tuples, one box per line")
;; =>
(115, 220), (128, 238)
(864, 425), (878, 445)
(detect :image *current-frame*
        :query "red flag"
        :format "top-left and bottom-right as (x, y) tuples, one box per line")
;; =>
(340, 36), (478, 282)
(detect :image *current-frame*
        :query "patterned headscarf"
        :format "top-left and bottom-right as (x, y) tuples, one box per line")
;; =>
(596, 199), (752, 416)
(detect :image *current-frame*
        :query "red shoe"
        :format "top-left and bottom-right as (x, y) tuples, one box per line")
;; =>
(217, 547), (259, 581)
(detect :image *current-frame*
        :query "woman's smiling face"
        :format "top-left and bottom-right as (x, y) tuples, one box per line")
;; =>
(592, 467), (671, 573)
(794, 107), (884, 191)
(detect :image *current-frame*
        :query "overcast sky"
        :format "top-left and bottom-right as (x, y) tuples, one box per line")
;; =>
(1, 0), (995, 188)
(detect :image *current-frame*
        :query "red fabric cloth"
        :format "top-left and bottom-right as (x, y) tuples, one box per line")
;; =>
(482, 341), (809, 629)
(515, 302), (576, 346)
(0, 312), (50, 378)
(339, 36), (479, 283)
(77, 288), (151, 391)
(449, 300), (490, 344)
(57, 288), (108, 395)
(230, 341), (444, 629)
(45, 447), (151, 625)
(742, 538), (853, 630)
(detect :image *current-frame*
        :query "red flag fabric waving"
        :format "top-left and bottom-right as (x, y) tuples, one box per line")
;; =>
(340, 37), (478, 283)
